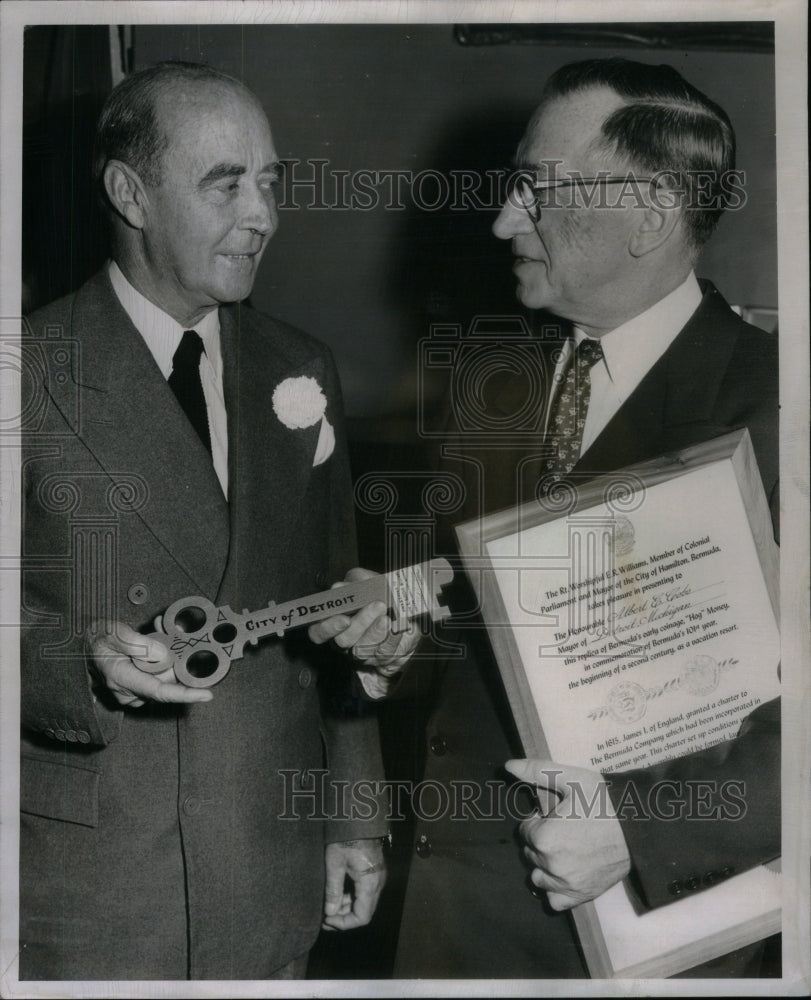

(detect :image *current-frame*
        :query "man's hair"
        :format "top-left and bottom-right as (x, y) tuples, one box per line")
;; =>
(93, 61), (245, 193)
(536, 57), (737, 250)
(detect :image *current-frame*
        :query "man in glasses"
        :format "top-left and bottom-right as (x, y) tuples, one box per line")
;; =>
(392, 57), (779, 978)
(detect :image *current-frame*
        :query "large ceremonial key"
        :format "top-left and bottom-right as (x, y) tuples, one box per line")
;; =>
(138, 559), (453, 688)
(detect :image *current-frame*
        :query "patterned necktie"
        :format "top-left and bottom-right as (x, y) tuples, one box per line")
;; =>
(168, 330), (212, 455)
(543, 337), (604, 483)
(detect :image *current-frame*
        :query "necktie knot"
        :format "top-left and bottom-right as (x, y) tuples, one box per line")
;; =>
(174, 329), (205, 366)
(168, 330), (211, 455)
(575, 337), (603, 368)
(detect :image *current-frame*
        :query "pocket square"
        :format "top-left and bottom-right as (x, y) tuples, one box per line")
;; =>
(312, 414), (335, 466)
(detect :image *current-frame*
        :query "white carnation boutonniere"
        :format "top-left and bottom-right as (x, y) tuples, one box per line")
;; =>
(272, 375), (335, 466)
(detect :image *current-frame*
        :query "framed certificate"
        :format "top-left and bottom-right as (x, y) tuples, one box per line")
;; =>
(455, 428), (781, 979)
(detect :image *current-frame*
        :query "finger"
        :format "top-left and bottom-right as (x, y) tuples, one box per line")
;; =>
(331, 602), (388, 650)
(321, 892), (352, 930)
(529, 864), (568, 897)
(323, 858), (346, 918)
(322, 908), (368, 931)
(321, 567), (377, 594)
(519, 813), (547, 852)
(355, 620), (417, 663)
(91, 623), (169, 665)
(131, 638), (174, 674)
(523, 840), (549, 872)
(112, 661), (213, 704)
(322, 913), (363, 931)
(308, 614), (353, 645)
(116, 695), (146, 709)
(346, 614), (395, 658)
(546, 889), (577, 911)
(366, 623), (421, 674)
(139, 665), (177, 685)
(505, 758), (564, 793)
(342, 567), (377, 583)
(322, 866), (384, 930)
(146, 679), (214, 704)
(350, 874), (383, 926)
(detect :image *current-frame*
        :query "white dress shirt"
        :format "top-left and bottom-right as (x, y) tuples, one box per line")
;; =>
(108, 260), (229, 496)
(546, 272), (703, 456)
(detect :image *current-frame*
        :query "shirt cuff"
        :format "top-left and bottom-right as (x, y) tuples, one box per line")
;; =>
(355, 669), (397, 700)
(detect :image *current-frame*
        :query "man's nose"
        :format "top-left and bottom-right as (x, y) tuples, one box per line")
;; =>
(492, 196), (534, 240)
(239, 183), (277, 237)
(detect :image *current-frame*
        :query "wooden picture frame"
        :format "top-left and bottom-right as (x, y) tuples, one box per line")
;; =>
(455, 428), (781, 979)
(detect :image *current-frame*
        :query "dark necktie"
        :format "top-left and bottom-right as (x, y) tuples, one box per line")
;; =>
(168, 330), (211, 455)
(543, 337), (604, 483)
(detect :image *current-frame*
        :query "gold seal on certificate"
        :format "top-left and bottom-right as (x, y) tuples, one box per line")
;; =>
(607, 681), (647, 723)
(679, 653), (721, 696)
(456, 429), (780, 979)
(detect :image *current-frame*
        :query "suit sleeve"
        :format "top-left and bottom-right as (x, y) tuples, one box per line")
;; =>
(20, 360), (124, 747)
(315, 345), (389, 843)
(606, 697), (780, 908)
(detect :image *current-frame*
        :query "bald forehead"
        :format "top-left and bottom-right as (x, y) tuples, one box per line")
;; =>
(517, 85), (628, 173)
(146, 76), (276, 192)
(154, 77), (269, 132)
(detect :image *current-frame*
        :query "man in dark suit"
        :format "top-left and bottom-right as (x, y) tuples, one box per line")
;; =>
(19, 61), (415, 981)
(392, 58), (779, 977)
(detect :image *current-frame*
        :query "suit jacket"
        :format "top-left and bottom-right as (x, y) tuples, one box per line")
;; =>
(19, 269), (387, 980)
(393, 280), (779, 977)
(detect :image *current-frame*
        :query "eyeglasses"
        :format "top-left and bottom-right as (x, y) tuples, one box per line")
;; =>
(506, 172), (658, 222)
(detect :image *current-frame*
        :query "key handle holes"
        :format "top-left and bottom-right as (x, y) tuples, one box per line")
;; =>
(212, 622), (238, 644)
(172, 605), (208, 633)
(185, 650), (221, 679)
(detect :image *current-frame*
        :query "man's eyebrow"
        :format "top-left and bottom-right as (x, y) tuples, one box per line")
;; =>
(198, 163), (246, 188)
(198, 162), (283, 188)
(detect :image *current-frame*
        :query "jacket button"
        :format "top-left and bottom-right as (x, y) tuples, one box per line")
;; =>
(720, 865), (735, 879)
(44, 728), (55, 739)
(54, 729), (66, 741)
(429, 734), (448, 756)
(685, 875), (700, 891)
(415, 834), (432, 859)
(298, 668), (312, 688)
(127, 583), (149, 605)
(77, 730), (90, 743)
(667, 879), (683, 897)
(65, 729), (78, 742)
(703, 870), (719, 887)
(182, 797), (201, 816)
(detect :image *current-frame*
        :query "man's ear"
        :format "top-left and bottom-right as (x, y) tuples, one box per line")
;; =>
(628, 186), (682, 258)
(103, 160), (150, 229)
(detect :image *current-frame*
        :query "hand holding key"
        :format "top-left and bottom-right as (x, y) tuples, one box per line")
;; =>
(136, 559), (452, 688)
(307, 567), (421, 676)
(86, 620), (214, 707)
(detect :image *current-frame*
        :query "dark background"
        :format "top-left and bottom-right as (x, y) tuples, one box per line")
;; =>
(23, 23), (777, 426)
(20, 22), (777, 979)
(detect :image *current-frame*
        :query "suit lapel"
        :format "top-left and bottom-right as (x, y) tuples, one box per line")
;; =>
(219, 304), (321, 600)
(51, 271), (230, 597)
(576, 281), (741, 475)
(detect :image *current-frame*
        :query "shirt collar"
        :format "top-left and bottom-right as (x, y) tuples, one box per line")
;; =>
(108, 260), (221, 379)
(574, 271), (702, 388)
